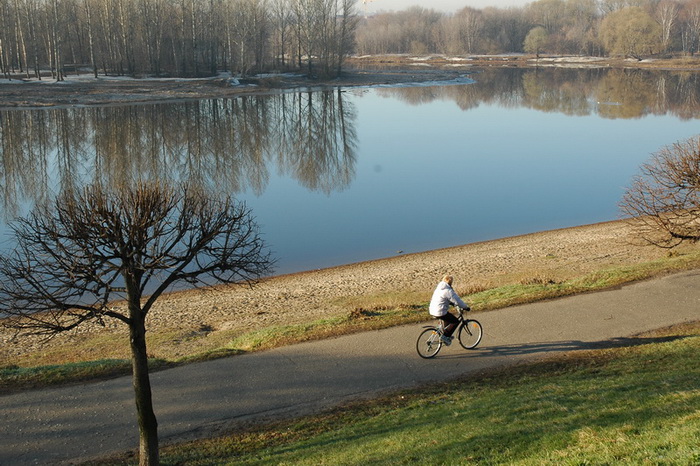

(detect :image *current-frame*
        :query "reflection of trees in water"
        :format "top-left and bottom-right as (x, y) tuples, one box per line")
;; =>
(596, 70), (700, 120)
(0, 89), (357, 216)
(595, 70), (656, 119)
(521, 69), (601, 116)
(376, 86), (443, 106)
(674, 73), (700, 120)
(0, 110), (54, 214)
(380, 68), (700, 120)
(274, 90), (357, 194)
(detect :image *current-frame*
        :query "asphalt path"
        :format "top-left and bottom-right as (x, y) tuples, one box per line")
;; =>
(1, 270), (699, 464)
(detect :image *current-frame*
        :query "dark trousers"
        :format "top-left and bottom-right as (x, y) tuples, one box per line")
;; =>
(438, 312), (459, 337)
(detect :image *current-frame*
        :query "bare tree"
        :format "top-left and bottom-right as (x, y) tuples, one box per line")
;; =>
(656, 0), (679, 53)
(228, 0), (270, 76)
(49, 0), (64, 80)
(526, 0), (566, 34)
(454, 6), (484, 54)
(562, 0), (599, 55)
(0, 181), (274, 465)
(270, 0), (293, 68)
(620, 135), (700, 248)
(333, 0), (358, 76)
(480, 6), (530, 54)
(682, 1), (700, 55)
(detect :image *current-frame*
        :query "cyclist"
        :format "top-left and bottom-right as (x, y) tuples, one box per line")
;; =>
(429, 275), (470, 345)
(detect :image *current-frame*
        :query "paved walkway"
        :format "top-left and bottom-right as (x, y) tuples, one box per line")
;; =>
(1, 270), (699, 464)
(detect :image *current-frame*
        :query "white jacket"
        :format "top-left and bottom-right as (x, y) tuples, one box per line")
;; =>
(429, 281), (467, 317)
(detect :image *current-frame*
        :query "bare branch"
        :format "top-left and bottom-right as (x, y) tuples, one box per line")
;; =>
(0, 181), (274, 335)
(620, 135), (700, 248)
(0, 180), (275, 464)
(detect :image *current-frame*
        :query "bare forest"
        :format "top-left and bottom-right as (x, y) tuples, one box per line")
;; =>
(355, 0), (700, 59)
(0, 0), (357, 80)
(2, 0), (700, 81)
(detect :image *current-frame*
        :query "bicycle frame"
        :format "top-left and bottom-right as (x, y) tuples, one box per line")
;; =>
(424, 309), (466, 333)
(416, 308), (482, 358)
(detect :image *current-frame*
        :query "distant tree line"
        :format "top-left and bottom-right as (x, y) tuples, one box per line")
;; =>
(356, 0), (700, 60)
(3, 0), (700, 81)
(0, 0), (357, 80)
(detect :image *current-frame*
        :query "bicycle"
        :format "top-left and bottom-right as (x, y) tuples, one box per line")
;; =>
(416, 307), (483, 358)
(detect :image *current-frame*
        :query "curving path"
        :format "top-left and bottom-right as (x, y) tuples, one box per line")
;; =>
(1, 270), (699, 464)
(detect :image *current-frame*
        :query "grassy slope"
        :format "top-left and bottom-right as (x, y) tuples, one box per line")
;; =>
(95, 321), (700, 465)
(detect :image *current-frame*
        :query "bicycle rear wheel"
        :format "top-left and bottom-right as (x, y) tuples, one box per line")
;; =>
(416, 328), (442, 358)
(458, 319), (483, 349)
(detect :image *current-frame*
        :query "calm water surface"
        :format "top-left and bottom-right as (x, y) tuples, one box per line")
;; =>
(235, 69), (700, 273)
(1, 68), (699, 275)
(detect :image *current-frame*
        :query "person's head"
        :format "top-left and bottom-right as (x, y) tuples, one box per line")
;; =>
(442, 275), (453, 286)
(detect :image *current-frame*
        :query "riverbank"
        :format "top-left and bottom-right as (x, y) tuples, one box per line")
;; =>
(347, 54), (700, 71)
(2, 219), (699, 367)
(3, 54), (700, 109)
(0, 67), (467, 109)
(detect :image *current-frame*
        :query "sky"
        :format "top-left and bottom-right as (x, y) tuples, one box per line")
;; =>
(361, 0), (531, 14)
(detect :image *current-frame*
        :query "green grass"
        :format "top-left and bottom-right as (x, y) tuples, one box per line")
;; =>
(467, 251), (700, 311)
(0, 359), (164, 392)
(115, 322), (700, 465)
(225, 306), (425, 352)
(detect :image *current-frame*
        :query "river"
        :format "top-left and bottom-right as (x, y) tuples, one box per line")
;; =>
(1, 67), (699, 275)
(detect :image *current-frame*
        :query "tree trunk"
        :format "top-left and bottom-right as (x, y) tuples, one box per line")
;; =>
(84, 0), (98, 78)
(129, 301), (159, 466)
(50, 0), (64, 81)
(0, 37), (8, 80)
(13, 0), (30, 78)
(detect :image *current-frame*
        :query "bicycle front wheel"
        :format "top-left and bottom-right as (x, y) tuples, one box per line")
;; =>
(458, 319), (483, 349)
(416, 328), (442, 358)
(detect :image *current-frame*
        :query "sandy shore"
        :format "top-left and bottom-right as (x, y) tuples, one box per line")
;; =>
(140, 220), (666, 334)
(1, 219), (681, 363)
